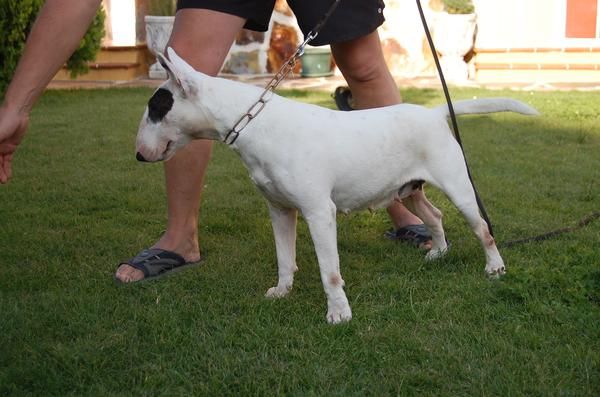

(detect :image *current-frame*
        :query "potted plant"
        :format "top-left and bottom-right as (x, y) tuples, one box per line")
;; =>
(145, 0), (176, 79)
(433, 0), (477, 83)
(300, 45), (334, 78)
(442, 0), (475, 14)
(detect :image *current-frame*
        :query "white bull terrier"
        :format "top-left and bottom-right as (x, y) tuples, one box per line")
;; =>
(136, 48), (538, 324)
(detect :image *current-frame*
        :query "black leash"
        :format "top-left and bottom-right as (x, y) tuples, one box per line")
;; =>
(416, 1), (600, 247)
(309, 0), (343, 38)
(229, 1), (598, 247)
(332, 2), (599, 247)
(498, 211), (600, 248)
(415, 0), (495, 237)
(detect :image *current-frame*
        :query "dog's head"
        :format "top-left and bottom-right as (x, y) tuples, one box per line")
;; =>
(135, 48), (216, 162)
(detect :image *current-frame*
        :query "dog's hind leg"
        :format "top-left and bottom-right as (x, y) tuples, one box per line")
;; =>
(302, 199), (352, 324)
(265, 203), (298, 298)
(438, 174), (506, 276)
(403, 189), (448, 260)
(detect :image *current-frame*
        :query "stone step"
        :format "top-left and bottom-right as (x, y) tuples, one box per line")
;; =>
(94, 44), (148, 63)
(473, 47), (600, 83)
(475, 68), (600, 84)
(53, 63), (144, 81)
(53, 45), (150, 82)
(475, 47), (600, 64)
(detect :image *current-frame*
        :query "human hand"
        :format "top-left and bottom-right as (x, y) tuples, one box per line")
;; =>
(0, 105), (29, 184)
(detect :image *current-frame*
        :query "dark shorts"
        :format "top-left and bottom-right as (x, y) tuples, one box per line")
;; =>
(176, 0), (386, 46)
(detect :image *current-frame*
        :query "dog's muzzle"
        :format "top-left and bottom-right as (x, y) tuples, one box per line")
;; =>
(136, 152), (148, 162)
(135, 140), (174, 162)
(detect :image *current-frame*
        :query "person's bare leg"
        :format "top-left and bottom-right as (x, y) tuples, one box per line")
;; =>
(115, 10), (246, 282)
(331, 31), (431, 248)
(1, 0), (103, 184)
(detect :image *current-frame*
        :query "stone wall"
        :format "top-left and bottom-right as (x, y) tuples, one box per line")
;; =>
(222, 0), (442, 77)
(222, 0), (303, 74)
(379, 0), (442, 77)
(100, 0), (447, 77)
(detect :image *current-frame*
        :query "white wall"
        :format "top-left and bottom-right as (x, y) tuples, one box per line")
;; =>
(473, 0), (600, 48)
(473, 0), (567, 48)
(103, 0), (137, 46)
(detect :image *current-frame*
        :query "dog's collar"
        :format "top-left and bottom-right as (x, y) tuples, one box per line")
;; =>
(222, 43), (304, 145)
(224, 88), (272, 145)
(223, 0), (342, 145)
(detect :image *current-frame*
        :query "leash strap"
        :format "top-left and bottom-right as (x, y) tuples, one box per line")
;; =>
(224, 0), (342, 145)
(416, 0), (495, 237)
(498, 211), (599, 248)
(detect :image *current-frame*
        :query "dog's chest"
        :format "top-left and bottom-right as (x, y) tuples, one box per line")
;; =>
(244, 159), (298, 208)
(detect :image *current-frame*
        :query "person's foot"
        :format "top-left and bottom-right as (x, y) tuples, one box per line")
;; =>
(384, 224), (433, 250)
(115, 234), (201, 283)
(333, 86), (355, 111)
(387, 201), (432, 250)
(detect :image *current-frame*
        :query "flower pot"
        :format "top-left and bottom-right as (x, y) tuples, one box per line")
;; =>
(300, 46), (334, 77)
(145, 15), (175, 79)
(433, 12), (477, 83)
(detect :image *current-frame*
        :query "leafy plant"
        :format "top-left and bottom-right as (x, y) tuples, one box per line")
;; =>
(442, 0), (475, 14)
(147, 0), (176, 16)
(0, 0), (105, 95)
(0, 0), (43, 95)
(66, 7), (105, 78)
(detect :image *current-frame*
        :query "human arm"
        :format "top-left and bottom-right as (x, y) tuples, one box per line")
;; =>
(0, 0), (102, 183)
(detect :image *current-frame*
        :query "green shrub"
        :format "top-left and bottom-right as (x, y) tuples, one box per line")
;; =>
(0, 0), (105, 96)
(442, 0), (475, 14)
(66, 6), (105, 78)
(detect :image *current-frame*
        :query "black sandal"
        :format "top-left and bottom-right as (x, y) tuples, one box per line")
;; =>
(333, 86), (355, 111)
(384, 224), (433, 249)
(114, 248), (203, 284)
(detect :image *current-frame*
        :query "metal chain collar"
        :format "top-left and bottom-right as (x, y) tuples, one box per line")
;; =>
(224, 0), (342, 145)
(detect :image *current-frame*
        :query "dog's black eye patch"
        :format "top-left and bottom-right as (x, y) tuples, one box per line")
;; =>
(147, 88), (174, 123)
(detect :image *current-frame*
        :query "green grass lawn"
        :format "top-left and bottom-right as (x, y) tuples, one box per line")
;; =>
(1, 85), (598, 396)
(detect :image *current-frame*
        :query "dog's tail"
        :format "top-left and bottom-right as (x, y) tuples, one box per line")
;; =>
(434, 98), (540, 118)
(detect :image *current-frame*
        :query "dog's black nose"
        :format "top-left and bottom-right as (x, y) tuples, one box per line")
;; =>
(136, 152), (147, 162)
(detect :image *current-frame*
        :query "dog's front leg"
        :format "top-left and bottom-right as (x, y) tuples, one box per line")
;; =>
(265, 203), (298, 298)
(303, 200), (352, 324)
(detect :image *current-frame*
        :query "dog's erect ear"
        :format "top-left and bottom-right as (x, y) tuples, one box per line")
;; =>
(157, 48), (197, 96)
(157, 52), (182, 86)
(166, 47), (198, 76)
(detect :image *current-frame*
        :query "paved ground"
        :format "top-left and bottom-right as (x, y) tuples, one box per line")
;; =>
(48, 74), (600, 92)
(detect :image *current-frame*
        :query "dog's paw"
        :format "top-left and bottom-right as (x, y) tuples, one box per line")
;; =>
(265, 284), (292, 298)
(327, 308), (352, 324)
(485, 262), (506, 278)
(326, 297), (352, 324)
(327, 306), (352, 324)
(425, 245), (449, 261)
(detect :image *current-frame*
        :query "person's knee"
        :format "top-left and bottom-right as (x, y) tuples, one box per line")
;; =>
(166, 9), (246, 75)
(334, 49), (400, 108)
(340, 59), (389, 85)
(332, 33), (390, 86)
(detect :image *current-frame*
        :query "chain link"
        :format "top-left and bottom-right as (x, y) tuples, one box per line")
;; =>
(224, 49), (302, 145)
(224, 0), (341, 145)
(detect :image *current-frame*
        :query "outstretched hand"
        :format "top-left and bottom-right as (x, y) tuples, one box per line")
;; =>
(0, 106), (29, 184)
